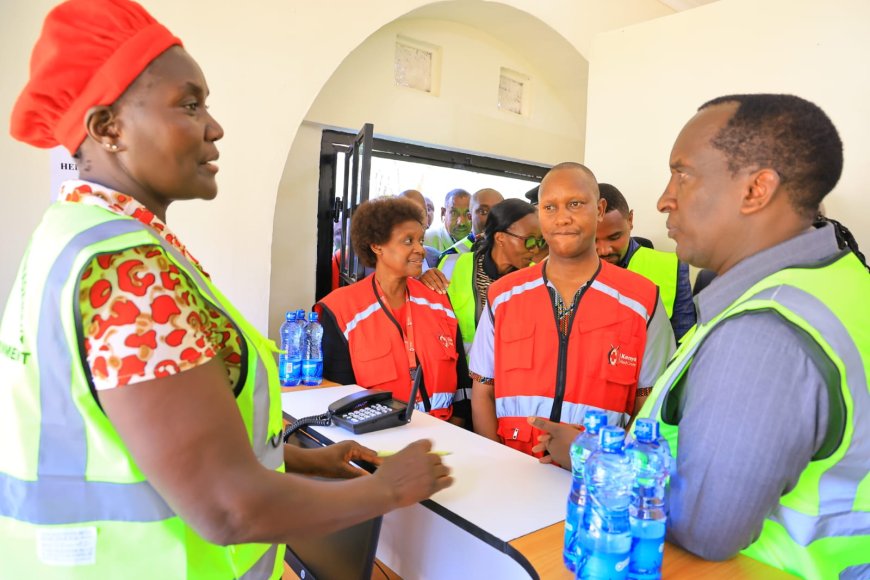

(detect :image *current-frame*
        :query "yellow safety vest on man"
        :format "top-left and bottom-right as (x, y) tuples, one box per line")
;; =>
(636, 250), (870, 580)
(626, 246), (679, 319)
(0, 202), (286, 579)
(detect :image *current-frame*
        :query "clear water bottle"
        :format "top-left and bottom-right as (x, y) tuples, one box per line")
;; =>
(564, 409), (608, 573)
(578, 426), (633, 580)
(295, 309), (307, 333)
(301, 312), (323, 386)
(626, 419), (669, 580)
(278, 311), (295, 386)
(280, 310), (303, 387)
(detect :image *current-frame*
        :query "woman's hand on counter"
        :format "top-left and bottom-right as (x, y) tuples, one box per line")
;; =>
(286, 440), (381, 479)
(373, 439), (453, 507)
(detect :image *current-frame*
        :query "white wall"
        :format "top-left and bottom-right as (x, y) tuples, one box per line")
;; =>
(0, 0), (674, 333)
(585, 0), (870, 252)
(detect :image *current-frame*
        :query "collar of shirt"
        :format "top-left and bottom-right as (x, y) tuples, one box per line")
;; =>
(618, 237), (641, 269)
(694, 223), (839, 325)
(541, 261), (589, 321)
(59, 179), (209, 276)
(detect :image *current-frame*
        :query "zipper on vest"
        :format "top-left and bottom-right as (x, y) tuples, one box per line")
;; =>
(544, 262), (601, 423)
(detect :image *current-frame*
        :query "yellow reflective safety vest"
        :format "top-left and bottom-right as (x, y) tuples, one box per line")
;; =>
(0, 202), (286, 579)
(636, 249), (870, 580)
(445, 252), (477, 358)
(626, 246), (678, 319)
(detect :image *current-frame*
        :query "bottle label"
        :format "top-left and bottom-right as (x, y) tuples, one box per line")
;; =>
(302, 359), (323, 385)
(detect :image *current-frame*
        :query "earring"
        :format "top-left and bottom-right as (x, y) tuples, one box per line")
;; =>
(104, 142), (118, 152)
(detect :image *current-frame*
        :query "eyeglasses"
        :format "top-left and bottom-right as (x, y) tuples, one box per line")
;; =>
(503, 231), (547, 250)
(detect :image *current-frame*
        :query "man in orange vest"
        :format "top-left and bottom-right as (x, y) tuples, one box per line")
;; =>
(469, 162), (675, 456)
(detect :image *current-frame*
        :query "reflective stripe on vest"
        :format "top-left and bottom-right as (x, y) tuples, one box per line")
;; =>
(589, 279), (652, 323)
(496, 395), (629, 428)
(5, 220), (174, 525)
(637, 250), (870, 579)
(491, 277), (546, 313)
(626, 246), (679, 318)
(415, 392), (455, 411)
(409, 295), (457, 319)
(439, 253), (461, 280)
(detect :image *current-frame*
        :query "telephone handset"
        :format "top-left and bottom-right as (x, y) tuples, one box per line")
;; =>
(283, 368), (423, 440)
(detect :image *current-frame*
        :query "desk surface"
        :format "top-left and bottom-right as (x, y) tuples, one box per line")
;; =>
(282, 384), (795, 579)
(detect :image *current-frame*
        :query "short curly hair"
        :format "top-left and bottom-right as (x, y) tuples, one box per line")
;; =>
(351, 197), (425, 268)
(700, 94), (843, 218)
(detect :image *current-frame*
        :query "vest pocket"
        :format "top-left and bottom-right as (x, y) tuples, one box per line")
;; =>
(499, 323), (534, 370)
(600, 344), (640, 415)
(352, 338), (398, 387)
(497, 418), (541, 457)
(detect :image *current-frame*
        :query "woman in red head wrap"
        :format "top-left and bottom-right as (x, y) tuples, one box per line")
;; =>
(3, 1), (451, 577)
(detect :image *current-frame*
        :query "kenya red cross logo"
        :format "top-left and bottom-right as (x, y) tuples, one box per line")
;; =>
(608, 345), (619, 366)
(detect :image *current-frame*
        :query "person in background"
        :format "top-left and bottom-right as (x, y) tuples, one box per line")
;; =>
(596, 183), (696, 340)
(399, 189), (442, 268)
(318, 197), (471, 425)
(524, 184), (540, 205)
(424, 195), (435, 229)
(426, 199), (544, 428)
(424, 188), (472, 252)
(331, 190), (443, 291)
(446, 199), (544, 358)
(438, 188), (504, 262)
(469, 163), (675, 456)
(331, 220), (344, 289)
(531, 94), (869, 578)
(0, 1), (451, 578)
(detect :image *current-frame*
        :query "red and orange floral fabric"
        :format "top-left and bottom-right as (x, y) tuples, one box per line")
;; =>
(65, 180), (242, 391)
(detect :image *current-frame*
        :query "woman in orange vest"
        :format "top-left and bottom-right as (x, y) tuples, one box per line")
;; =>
(319, 197), (470, 424)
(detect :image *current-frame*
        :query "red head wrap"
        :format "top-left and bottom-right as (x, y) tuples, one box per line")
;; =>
(10, 0), (182, 154)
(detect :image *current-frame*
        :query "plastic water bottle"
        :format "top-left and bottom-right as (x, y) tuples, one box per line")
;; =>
(564, 409), (608, 573)
(626, 419), (669, 580)
(278, 312), (296, 386)
(279, 310), (303, 387)
(301, 312), (323, 386)
(295, 309), (307, 333)
(578, 426), (634, 580)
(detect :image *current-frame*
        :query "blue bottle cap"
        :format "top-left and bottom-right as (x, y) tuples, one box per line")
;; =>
(635, 418), (660, 443)
(286, 311), (295, 320)
(582, 409), (607, 434)
(598, 426), (626, 451)
(309, 311), (319, 322)
(296, 309), (306, 317)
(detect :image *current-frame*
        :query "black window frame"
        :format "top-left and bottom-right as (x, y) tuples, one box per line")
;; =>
(315, 127), (550, 301)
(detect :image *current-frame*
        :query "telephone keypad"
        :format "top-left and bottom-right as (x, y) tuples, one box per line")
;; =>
(342, 403), (393, 424)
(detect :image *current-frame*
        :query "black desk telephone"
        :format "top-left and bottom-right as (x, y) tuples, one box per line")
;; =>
(283, 369), (423, 440)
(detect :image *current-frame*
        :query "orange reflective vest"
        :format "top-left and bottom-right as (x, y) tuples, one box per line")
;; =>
(318, 274), (460, 420)
(489, 261), (658, 456)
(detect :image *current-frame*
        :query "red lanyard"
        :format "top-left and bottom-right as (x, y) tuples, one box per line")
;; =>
(374, 279), (417, 373)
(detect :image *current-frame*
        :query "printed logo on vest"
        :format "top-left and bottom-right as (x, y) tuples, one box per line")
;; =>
(608, 345), (619, 366)
(608, 345), (638, 368)
(439, 335), (454, 350)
